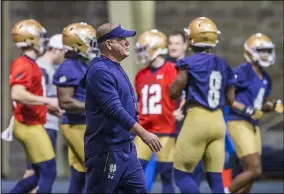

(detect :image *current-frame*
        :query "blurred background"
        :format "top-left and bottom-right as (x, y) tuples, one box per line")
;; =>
(1, 0), (283, 193)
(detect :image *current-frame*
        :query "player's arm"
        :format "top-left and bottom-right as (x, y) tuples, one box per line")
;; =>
(10, 62), (57, 107)
(57, 87), (85, 113)
(11, 84), (51, 105)
(231, 100), (246, 112)
(173, 94), (186, 121)
(169, 67), (188, 100)
(169, 65), (186, 121)
(225, 64), (237, 106)
(179, 94), (186, 109)
(226, 64), (264, 119)
(230, 98), (265, 120)
(226, 86), (236, 106)
(226, 64), (250, 112)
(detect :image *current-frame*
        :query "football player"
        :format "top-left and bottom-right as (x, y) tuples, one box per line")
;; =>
(9, 19), (61, 193)
(166, 30), (204, 187)
(169, 17), (236, 194)
(226, 33), (283, 193)
(53, 22), (99, 193)
(134, 29), (177, 193)
(23, 34), (65, 193)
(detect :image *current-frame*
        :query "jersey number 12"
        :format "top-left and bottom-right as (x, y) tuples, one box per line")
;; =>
(141, 84), (162, 114)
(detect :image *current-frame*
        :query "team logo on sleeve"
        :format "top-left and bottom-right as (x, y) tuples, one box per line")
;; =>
(263, 79), (267, 85)
(16, 73), (23, 80)
(59, 76), (67, 83)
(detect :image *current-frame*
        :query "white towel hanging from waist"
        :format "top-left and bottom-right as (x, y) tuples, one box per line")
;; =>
(1, 116), (15, 141)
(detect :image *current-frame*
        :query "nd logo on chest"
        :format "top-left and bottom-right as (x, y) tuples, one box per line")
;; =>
(156, 74), (163, 80)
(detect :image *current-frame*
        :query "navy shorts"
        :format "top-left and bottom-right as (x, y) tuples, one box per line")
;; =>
(26, 128), (57, 170)
(85, 142), (148, 193)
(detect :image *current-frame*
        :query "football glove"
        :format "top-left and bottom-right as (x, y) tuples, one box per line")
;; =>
(274, 100), (283, 114)
(243, 106), (264, 120)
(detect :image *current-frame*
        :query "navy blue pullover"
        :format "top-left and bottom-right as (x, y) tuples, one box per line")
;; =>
(81, 56), (138, 159)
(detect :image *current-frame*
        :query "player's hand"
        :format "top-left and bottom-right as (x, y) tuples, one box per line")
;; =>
(140, 131), (162, 152)
(274, 100), (283, 114)
(46, 98), (64, 117)
(251, 109), (264, 120)
(173, 108), (184, 121)
(48, 107), (64, 117)
(243, 106), (263, 120)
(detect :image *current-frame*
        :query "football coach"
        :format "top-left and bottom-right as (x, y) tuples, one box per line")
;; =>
(81, 23), (162, 193)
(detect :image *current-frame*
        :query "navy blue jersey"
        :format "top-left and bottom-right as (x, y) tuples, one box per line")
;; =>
(81, 56), (138, 158)
(228, 62), (271, 125)
(176, 53), (236, 110)
(53, 58), (87, 125)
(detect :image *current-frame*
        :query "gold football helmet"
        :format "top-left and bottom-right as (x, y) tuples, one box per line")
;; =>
(244, 33), (275, 67)
(62, 22), (100, 60)
(184, 17), (221, 48)
(11, 19), (47, 54)
(136, 29), (168, 64)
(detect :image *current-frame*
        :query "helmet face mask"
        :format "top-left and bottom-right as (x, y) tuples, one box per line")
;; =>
(244, 33), (275, 68)
(84, 37), (100, 60)
(38, 30), (49, 54)
(136, 44), (151, 64)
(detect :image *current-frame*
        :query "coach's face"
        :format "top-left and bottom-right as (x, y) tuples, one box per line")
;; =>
(107, 37), (130, 61)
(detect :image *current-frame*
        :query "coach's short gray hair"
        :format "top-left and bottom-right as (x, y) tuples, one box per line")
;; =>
(97, 23), (120, 51)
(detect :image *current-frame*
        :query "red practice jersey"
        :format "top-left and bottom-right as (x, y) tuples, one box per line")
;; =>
(135, 61), (177, 135)
(9, 55), (47, 125)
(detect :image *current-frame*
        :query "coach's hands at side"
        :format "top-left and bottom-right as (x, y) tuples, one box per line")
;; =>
(141, 131), (162, 152)
(131, 123), (162, 152)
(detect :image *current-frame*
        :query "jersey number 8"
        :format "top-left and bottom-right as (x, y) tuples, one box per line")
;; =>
(141, 84), (162, 114)
(208, 71), (222, 108)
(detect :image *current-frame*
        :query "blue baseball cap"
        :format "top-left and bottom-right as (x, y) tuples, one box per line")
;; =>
(97, 25), (136, 44)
